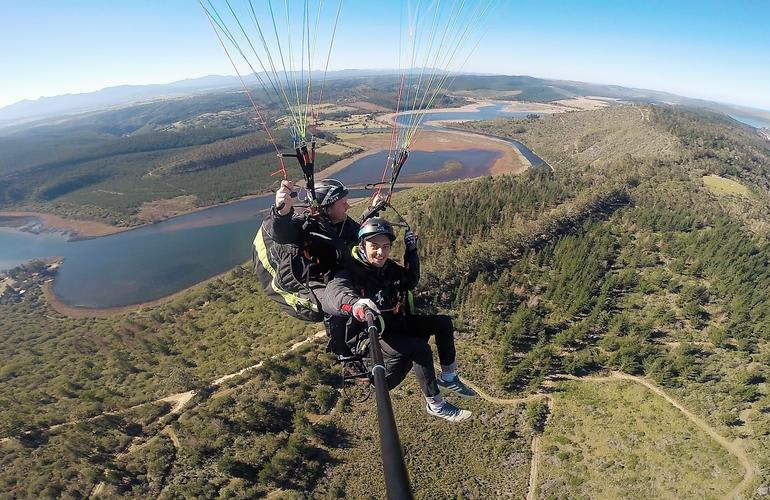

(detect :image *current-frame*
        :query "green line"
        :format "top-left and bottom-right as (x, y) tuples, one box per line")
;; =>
(248, 0), (301, 133)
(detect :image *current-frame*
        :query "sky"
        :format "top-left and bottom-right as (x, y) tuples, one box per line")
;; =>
(1, 0), (769, 111)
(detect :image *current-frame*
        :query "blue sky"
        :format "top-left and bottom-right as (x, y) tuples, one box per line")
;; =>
(1, 0), (769, 110)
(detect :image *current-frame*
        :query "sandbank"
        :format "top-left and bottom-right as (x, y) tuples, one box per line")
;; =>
(315, 128), (529, 182)
(501, 101), (569, 113)
(0, 210), (129, 238)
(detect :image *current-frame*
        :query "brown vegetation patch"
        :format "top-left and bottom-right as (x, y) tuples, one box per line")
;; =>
(136, 195), (199, 223)
(551, 96), (617, 111)
(345, 100), (391, 112)
(0, 210), (126, 238)
(311, 103), (359, 114)
(315, 142), (358, 156)
(0, 277), (14, 295)
(454, 90), (523, 100)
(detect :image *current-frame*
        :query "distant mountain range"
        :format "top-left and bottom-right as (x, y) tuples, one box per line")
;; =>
(0, 70), (396, 127)
(2, 71), (769, 129)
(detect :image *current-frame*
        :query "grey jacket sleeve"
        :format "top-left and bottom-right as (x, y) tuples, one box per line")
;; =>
(321, 267), (360, 317)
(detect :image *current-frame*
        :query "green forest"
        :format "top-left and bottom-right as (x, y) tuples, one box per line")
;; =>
(0, 77), (466, 226)
(2, 102), (770, 497)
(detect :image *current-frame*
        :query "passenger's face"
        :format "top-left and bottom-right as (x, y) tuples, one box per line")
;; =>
(362, 234), (392, 267)
(326, 196), (349, 223)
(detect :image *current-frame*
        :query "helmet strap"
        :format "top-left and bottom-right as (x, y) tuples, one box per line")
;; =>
(357, 243), (369, 263)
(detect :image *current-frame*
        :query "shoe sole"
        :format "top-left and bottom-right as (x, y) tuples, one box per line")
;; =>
(427, 410), (472, 422)
(426, 405), (472, 422)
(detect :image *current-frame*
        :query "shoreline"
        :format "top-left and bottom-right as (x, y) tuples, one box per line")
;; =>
(378, 100), (488, 128)
(7, 104), (535, 318)
(1, 102), (539, 240)
(319, 128), (529, 180)
(0, 210), (131, 239)
(43, 265), (238, 318)
(0, 192), (275, 241)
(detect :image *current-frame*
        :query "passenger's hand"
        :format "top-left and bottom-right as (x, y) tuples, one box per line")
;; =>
(275, 180), (295, 215)
(404, 230), (418, 251)
(352, 298), (379, 322)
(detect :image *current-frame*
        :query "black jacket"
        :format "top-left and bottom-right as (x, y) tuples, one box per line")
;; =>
(322, 245), (420, 353)
(267, 206), (360, 282)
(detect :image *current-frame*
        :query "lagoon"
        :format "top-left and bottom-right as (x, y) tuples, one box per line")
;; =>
(0, 103), (543, 309)
(1, 195), (274, 308)
(335, 149), (502, 185)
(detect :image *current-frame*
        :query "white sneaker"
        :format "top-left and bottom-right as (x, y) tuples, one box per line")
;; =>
(426, 401), (472, 422)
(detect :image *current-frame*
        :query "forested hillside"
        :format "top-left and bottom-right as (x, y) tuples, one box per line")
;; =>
(0, 77), (467, 226)
(2, 103), (770, 497)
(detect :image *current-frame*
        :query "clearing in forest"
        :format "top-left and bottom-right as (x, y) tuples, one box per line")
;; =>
(703, 174), (753, 198)
(536, 379), (743, 499)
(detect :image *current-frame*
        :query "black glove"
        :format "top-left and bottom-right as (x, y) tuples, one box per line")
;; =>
(404, 230), (418, 251)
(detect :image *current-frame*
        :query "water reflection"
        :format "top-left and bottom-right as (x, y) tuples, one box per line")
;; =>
(335, 149), (502, 185)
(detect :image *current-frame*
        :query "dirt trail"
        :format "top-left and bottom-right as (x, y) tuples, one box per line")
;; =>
(5, 331), (329, 444)
(526, 397), (554, 500)
(612, 373), (755, 499)
(163, 426), (181, 450)
(457, 373), (553, 500)
(462, 371), (756, 500)
(158, 392), (195, 414)
(557, 372), (756, 499)
(7, 333), (754, 499)
(90, 483), (105, 497)
(81, 331), (329, 498)
(461, 377), (544, 406)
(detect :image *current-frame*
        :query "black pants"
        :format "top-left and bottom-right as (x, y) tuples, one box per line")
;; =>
(325, 314), (351, 356)
(378, 314), (455, 398)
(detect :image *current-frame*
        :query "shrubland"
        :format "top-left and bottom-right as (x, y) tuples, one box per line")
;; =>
(3, 102), (770, 496)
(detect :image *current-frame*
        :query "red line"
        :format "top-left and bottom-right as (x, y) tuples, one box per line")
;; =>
(371, 72), (407, 204)
(201, 1), (287, 179)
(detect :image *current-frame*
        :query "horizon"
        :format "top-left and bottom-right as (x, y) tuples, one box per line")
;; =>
(1, 1), (769, 111)
(4, 69), (770, 116)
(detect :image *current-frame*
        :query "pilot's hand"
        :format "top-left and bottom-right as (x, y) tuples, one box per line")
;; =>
(370, 193), (386, 208)
(275, 180), (296, 215)
(404, 230), (418, 251)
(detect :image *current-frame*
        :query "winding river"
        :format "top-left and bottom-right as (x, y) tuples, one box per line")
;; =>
(0, 103), (544, 309)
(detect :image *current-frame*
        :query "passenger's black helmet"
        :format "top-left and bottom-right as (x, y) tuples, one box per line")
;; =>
(358, 217), (396, 242)
(314, 178), (348, 207)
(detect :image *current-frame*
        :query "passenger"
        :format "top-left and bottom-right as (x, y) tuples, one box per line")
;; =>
(322, 217), (476, 422)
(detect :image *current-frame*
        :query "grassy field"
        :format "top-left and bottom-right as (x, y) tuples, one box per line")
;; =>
(703, 174), (753, 198)
(537, 379), (743, 499)
(314, 142), (359, 156)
